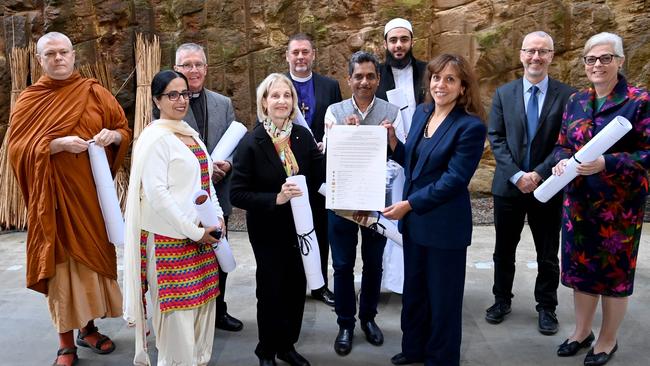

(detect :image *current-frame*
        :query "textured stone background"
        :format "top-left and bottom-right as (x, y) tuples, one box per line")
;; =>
(2, 0), (649, 194)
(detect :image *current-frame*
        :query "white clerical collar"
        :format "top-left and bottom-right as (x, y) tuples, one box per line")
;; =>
(190, 88), (204, 99)
(290, 72), (313, 82)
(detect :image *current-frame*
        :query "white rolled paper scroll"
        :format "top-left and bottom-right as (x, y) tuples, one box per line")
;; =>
(318, 183), (403, 245)
(88, 142), (124, 247)
(210, 121), (248, 161)
(287, 175), (325, 290)
(193, 190), (236, 272)
(534, 116), (633, 203)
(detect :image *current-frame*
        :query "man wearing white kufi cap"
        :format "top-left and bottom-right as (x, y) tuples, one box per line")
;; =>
(376, 18), (427, 133)
(377, 18), (428, 298)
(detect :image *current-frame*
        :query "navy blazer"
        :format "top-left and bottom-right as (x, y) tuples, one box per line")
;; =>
(392, 104), (486, 250)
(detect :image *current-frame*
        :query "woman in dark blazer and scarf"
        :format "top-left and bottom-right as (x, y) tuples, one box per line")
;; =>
(383, 54), (487, 366)
(231, 73), (324, 366)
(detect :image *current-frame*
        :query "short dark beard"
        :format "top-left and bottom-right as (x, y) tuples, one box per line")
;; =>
(385, 49), (413, 69)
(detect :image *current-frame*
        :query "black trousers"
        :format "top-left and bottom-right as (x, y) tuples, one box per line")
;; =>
(401, 240), (467, 366)
(492, 193), (562, 311)
(251, 239), (306, 358)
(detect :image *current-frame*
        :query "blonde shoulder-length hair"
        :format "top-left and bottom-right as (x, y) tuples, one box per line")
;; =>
(256, 73), (300, 122)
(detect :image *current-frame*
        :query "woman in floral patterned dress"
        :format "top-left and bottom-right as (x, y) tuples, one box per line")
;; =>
(552, 32), (650, 366)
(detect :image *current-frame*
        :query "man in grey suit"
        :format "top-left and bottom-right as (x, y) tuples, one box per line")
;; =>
(487, 31), (575, 335)
(175, 43), (243, 332)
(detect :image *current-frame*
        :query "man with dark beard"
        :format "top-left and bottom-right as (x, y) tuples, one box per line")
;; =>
(376, 18), (427, 127)
(376, 18), (427, 296)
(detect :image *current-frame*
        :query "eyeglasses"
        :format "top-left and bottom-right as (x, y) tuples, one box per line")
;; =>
(583, 54), (619, 66)
(176, 62), (206, 71)
(521, 48), (553, 57)
(160, 91), (191, 101)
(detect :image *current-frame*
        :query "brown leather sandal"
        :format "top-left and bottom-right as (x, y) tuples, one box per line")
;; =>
(76, 325), (116, 354)
(52, 347), (78, 366)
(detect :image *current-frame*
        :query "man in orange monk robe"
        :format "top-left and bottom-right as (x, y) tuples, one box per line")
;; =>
(8, 32), (131, 366)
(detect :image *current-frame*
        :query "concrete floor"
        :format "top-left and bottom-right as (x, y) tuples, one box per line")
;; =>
(0, 225), (648, 366)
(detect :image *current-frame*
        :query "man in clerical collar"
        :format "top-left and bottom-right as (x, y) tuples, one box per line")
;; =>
(286, 33), (342, 143)
(325, 51), (401, 357)
(376, 17), (427, 132)
(285, 33), (342, 308)
(174, 43), (244, 333)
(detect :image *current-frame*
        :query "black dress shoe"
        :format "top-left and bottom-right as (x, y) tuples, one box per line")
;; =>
(485, 302), (511, 324)
(277, 350), (310, 366)
(360, 320), (384, 346)
(311, 287), (335, 307)
(216, 312), (243, 331)
(538, 309), (559, 335)
(557, 331), (595, 357)
(584, 343), (618, 366)
(258, 357), (277, 366)
(390, 352), (424, 365)
(334, 328), (353, 356)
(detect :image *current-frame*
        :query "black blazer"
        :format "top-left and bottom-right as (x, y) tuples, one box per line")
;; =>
(230, 123), (325, 246)
(392, 104), (486, 250)
(488, 77), (575, 197)
(376, 58), (428, 106)
(288, 72), (342, 143)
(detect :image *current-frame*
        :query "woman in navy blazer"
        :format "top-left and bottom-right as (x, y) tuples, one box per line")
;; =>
(383, 54), (487, 366)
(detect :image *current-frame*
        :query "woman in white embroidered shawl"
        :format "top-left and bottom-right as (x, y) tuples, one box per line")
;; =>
(123, 70), (224, 365)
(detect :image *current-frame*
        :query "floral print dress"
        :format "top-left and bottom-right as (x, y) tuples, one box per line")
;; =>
(554, 75), (650, 296)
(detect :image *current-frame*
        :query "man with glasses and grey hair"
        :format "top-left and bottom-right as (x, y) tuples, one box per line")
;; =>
(174, 43), (243, 332)
(486, 31), (575, 335)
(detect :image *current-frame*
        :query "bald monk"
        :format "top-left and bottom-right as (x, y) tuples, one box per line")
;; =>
(8, 32), (131, 366)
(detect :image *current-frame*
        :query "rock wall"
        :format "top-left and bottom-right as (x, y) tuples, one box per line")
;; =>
(2, 0), (649, 193)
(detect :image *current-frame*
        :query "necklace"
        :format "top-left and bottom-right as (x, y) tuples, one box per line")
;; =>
(423, 115), (438, 138)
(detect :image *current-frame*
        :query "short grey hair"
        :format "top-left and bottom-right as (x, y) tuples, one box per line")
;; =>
(583, 32), (625, 58)
(521, 31), (554, 50)
(256, 73), (299, 123)
(36, 32), (73, 54)
(348, 51), (379, 77)
(175, 43), (207, 65)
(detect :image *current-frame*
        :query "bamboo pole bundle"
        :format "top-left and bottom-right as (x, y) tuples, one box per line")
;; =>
(134, 33), (160, 141)
(79, 60), (113, 91)
(29, 40), (43, 84)
(0, 46), (31, 229)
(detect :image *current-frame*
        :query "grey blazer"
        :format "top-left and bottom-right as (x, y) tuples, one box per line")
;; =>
(488, 77), (575, 197)
(184, 88), (236, 215)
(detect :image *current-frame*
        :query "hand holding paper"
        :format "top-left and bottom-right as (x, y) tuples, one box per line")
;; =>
(287, 175), (325, 290)
(193, 190), (237, 272)
(534, 116), (632, 203)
